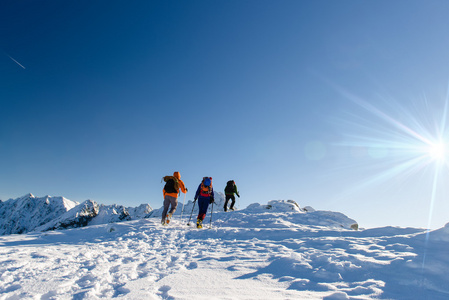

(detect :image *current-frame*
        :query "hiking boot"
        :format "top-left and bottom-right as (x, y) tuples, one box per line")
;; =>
(230, 207), (235, 211)
(166, 213), (172, 224)
(196, 218), (203, 229)
(161, 219), (166, 225)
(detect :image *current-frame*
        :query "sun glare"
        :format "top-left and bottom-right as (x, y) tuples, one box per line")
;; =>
(334, 86), (449, 230)
(427, 142), (446, 160)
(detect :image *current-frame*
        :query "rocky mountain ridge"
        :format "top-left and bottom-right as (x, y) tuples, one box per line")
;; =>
(0, 194), (152, 235)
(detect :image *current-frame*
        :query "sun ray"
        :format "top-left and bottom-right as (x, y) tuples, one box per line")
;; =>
(333, 85), (449, 229)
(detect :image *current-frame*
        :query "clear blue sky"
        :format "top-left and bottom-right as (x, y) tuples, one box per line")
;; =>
(2, 0), (449, 229)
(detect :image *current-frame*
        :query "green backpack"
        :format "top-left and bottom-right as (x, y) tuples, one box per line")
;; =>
(225, 180), (235, 194)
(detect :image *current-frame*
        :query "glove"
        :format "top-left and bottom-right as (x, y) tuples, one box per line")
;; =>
(237, 194), (240, 198)
(185, 188), (188, 192)
(210, 198), (215, 204)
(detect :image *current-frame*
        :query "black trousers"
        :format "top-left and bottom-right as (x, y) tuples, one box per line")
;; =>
(224, 194), (235, 210)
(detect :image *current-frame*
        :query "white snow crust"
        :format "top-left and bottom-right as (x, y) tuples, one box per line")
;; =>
(1, 196), (449, 299)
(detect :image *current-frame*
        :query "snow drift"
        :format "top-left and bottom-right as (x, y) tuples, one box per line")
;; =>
(0, 205), (448, 299)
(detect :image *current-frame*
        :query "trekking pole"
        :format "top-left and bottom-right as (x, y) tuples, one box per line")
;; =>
(209, 201), (214, 229)
(180, 192), (187, 223)
(187, 200), (196, 226)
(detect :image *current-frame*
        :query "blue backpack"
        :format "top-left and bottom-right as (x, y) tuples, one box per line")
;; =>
(200, 177), (212, 197)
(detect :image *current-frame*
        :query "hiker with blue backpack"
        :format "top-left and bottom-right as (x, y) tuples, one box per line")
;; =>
(161, 171), (187, 225)
(194, 177), (214, 228)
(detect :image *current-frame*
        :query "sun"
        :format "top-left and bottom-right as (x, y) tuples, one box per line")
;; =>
(427, 141), (446, 161)
(333, 86), (449, 230)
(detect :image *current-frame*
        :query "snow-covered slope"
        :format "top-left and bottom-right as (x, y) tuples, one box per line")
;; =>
(150, 194), (358, 230)
(0, 193), (78, 235)
(0, 208), (448, 299)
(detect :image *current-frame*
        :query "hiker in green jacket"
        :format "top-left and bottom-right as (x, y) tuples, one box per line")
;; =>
(224, 180), (240, 212)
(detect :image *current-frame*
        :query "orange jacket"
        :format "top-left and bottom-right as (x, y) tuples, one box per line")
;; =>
(163, 171), (187, 199)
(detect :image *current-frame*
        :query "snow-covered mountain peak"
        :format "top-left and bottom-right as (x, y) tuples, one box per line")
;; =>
(23, 192), (35, 199)
(0, 194), (79, 235)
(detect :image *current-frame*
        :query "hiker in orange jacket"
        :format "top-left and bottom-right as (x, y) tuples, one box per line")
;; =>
(161, 171), (187, 225)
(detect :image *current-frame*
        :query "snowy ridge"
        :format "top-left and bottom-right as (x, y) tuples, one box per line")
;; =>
(35, 200), (101, 232)
(36, 200), (154, 232)
(214, 207), (359, 230)
(0, 210), (448, 299)
(1, 195), (153, 236)
(1, 193), (358, 236)
(150, 193), (357, 230)
(0, 194), (78, 235)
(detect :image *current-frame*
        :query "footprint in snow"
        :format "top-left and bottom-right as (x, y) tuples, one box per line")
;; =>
(186, 262), (198, 270)
(158, 285), (174, 299)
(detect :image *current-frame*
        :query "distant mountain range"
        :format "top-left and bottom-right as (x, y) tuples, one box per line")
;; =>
(0, 193), (358, 236)
(0, 194), (152, 236)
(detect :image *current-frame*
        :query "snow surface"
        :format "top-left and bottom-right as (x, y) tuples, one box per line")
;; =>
(1, 199), (449, 299)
